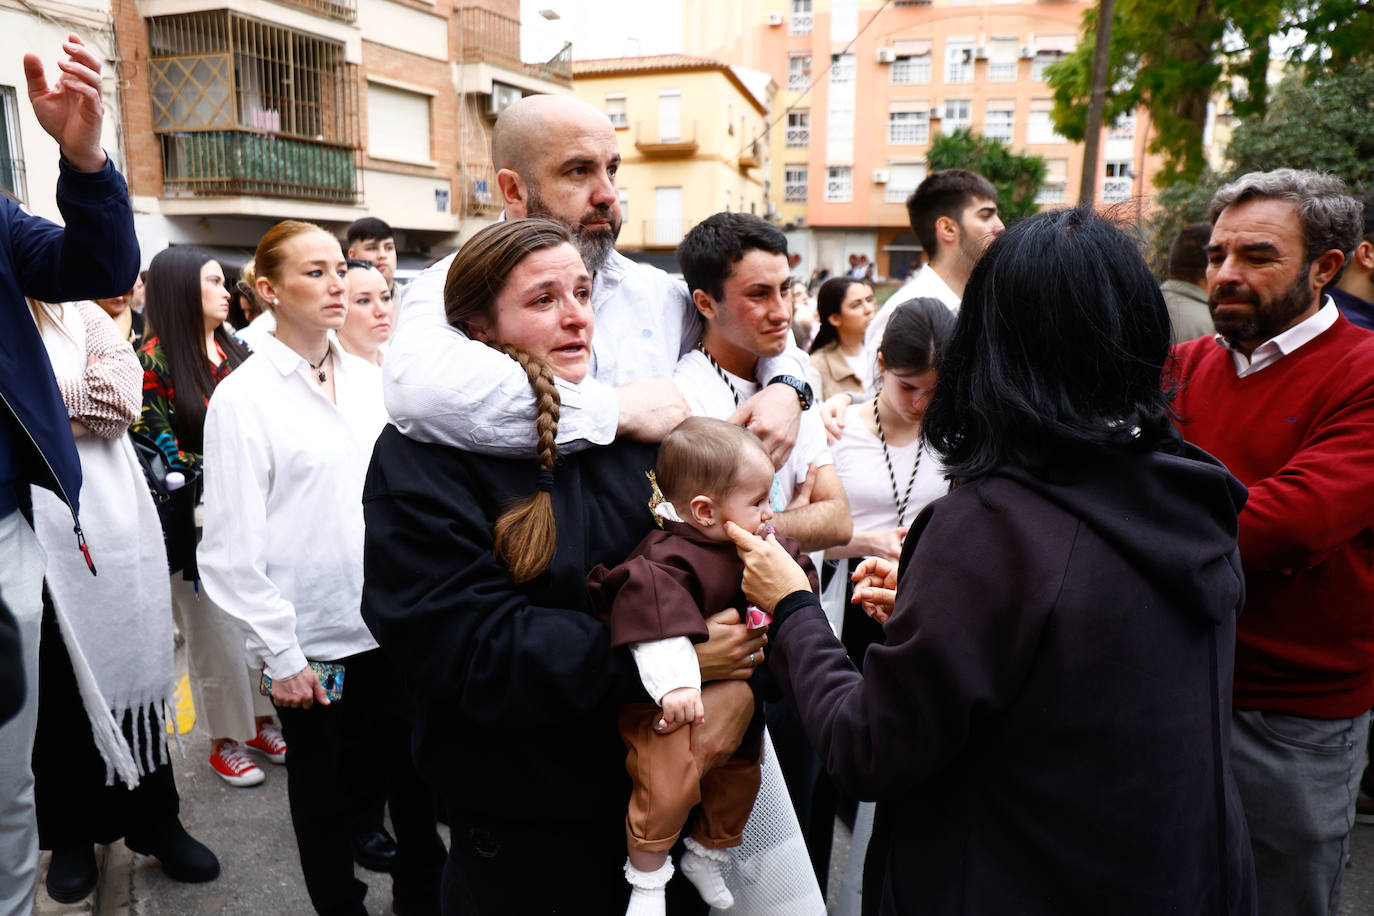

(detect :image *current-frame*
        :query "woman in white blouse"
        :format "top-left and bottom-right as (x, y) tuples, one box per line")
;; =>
(827, 297), (954, 570)
(197, 220), (443, 916)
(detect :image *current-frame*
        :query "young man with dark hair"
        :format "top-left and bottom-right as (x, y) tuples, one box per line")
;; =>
(861, 169), (1003, 390)
(1161, 221), (1216, 343)
(1333, 190), (1374, 331)
(345, 217), (397, 289)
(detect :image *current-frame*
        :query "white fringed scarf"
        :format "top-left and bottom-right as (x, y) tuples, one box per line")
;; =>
(31, 304), (175, 787)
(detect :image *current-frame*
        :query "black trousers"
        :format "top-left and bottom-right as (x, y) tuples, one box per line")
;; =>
(33, 593), (180, 849)
(440, 812), (708, 916)
(274, 648), (445, 916)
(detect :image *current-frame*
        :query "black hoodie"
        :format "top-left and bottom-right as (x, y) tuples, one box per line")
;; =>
(768, 436), (1258, 915)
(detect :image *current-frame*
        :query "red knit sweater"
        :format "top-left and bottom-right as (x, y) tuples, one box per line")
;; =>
(1171, 316), (1374, 718)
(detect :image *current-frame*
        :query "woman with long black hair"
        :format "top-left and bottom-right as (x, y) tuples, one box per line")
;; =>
(807, 277), (875, 401)
(133, 247), (283, 789)
(726, 208), (1257, 915)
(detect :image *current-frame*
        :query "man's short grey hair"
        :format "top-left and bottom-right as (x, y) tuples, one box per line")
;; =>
(1208, 169), (1363, 263)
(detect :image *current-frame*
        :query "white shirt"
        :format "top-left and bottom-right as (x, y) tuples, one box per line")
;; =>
(673, 349), (833, 510)
(1216, 298), (1339, 378)
(235, 309), (277, 351)
(862, 264), (961, 394)
(198, 334), (388, 679)
(382, 246), (809, 455)
(830, 402), (947, 534)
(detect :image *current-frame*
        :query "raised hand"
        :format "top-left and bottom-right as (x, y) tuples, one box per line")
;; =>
(23, 33), (107, 172)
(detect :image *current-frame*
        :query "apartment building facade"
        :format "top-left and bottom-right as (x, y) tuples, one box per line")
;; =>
(111, 0), (570, 269)
(685, 0), (1160, 280)
(572, 54), (772, 254)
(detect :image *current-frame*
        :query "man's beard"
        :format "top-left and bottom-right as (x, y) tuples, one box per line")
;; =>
(526, 185), (620, 273)
(1208, 268), (1315, 348)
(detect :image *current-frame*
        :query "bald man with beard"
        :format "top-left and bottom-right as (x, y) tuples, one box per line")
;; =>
(382, 95), (813, 468)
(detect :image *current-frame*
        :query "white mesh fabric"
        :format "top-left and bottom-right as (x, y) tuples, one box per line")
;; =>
(713, 728), (826, 915)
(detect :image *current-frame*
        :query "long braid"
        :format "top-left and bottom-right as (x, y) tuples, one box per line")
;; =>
(491, 345), (561, 582)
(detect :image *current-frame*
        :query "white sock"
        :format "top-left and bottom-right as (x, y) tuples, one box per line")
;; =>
(680, 837), (734, 910)
(623, 857), (673, 916)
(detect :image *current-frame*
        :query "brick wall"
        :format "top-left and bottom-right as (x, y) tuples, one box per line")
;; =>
(110, 0), (161, 198)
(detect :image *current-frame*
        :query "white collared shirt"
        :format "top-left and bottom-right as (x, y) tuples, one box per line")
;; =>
(1215, 298), (1339, 378)
(862, 265), (961, 395)
(198, 333), (387, 679)
(672, 349), (834, 509)
(382, 246), (809, 455)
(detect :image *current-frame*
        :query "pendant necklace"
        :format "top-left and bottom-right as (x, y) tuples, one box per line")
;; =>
(874, 397), (922, 527)
(309, 347), (331, 384)
(698, 344), (743, 406)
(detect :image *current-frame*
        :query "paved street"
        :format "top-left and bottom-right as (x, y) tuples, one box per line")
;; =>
(30, 691), (1374, 914)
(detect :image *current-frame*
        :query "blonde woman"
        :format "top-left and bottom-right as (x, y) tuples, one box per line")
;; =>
(198, 220), (444, 915)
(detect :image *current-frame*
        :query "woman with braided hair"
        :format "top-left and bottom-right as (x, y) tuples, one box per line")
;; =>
(197, 220), (445, 916)
(361, 218), (766, 915)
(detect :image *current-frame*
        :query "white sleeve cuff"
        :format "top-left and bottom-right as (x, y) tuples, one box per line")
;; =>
(263, 644), (309, 682)
(555, 375), (619, 449)
(629, 637), (701, 704)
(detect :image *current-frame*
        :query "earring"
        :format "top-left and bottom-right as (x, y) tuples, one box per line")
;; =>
(271, 298), (279, 306)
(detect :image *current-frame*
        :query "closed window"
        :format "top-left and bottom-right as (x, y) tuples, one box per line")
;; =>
(785, 165), (808, 202)
(886, 161), (927, 203)
(788, 54), (812, 91)
(786, 110), (810, 147)
(831, 53), (856, 84)
(367, 82), (432, 164)
(891, 55), (931, 84)
(825, 166), (852, 202)
(0, 85), (26, 204)
(983, 105), (1014, 142)
(888, 110), (929, 145)
(605, 94), (627, 128)
(942, 99), (971, 134)
(1027, 108), (1065, 144)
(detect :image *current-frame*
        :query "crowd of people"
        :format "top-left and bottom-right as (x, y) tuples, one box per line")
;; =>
(3, 30), (1374, 916)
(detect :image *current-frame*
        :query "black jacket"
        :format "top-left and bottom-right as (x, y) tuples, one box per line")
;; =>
(361, 426), (658, 822)
(769, 437), (1257, 915)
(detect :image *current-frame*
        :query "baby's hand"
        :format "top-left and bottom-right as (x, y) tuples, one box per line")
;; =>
(659, 687), (705, 728)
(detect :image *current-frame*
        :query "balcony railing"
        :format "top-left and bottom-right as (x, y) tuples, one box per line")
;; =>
(789, 13), (812, 34)
(161, 130), (360, 204)
(1, 157), (26, 205)
(783, 182), (807, 203)
(1102, 177), (1133, 203)
(273, 0), (355, 23)
(458, 6), (572, 85)
(461, 162), (502, 218)
(785, 125), (809, 146)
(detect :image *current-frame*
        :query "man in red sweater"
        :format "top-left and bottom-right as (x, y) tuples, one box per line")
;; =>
(1171, 168), (1374, 916)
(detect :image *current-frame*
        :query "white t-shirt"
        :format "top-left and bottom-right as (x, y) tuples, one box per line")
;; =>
(829, 402), (947, 535)
(672, 349), (833, 509)
(862, 264), (961, 395)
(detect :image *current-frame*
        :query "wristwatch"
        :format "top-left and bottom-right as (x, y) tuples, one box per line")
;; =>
(766, 375), (815, 410)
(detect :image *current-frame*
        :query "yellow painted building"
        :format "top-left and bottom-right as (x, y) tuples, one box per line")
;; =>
(572, 55), (773, 251)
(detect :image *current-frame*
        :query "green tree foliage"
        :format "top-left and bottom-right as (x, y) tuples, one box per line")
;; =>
(926, 128), (1047, 224)
(1047, 0), (1370, 187)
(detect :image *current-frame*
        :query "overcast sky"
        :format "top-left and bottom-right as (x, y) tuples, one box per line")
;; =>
(521, 0), (684, 62)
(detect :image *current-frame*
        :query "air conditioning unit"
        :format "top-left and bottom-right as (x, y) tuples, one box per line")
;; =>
(486, 82), (522, 118)
(973, 46), (989, 59)
(1020, 45), (1036, 59)
(872, 169), (890, 184)
(876, 48), (897, 63)
(766, 12), (784, 25)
